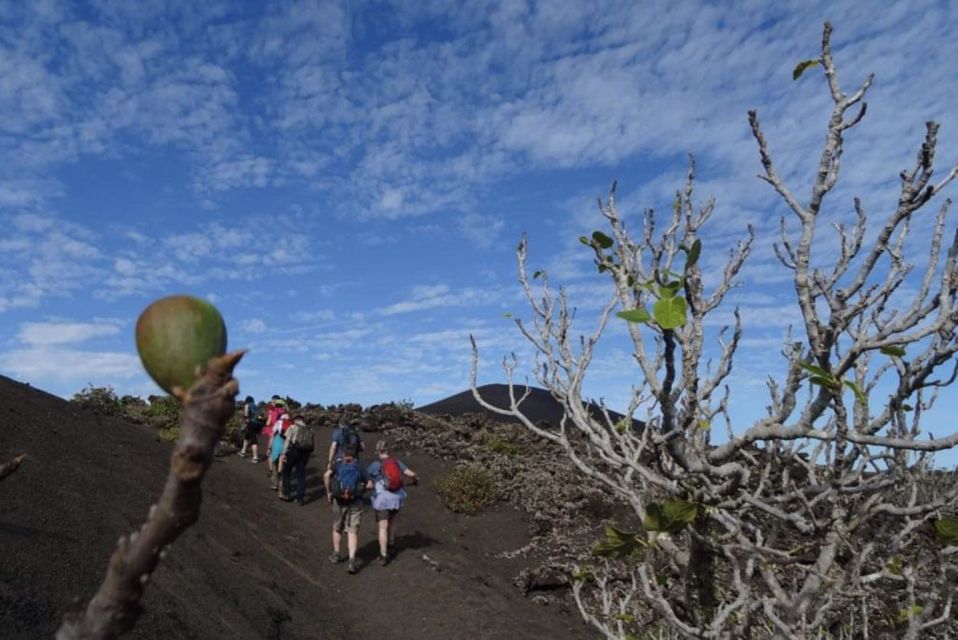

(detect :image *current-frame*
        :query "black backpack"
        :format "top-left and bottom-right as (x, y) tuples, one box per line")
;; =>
(291, 425), (315, 452)
(339, 425), (361, 455)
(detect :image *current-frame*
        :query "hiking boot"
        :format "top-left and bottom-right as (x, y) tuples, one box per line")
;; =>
(328, 552), (344, 564)
(237, 451), (247, 458)
(347, 559), (358, 574)
(387, 542), (396, 558)
(250, 457), (261, 464)
(378, 554), (389, 567)
(278, 492), (290, 501)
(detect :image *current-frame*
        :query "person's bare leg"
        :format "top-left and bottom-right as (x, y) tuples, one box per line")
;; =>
(347, 531), (359, 560)
(388, 513), (398, 548)
(378, 519), (389, 557)
(332, 528), (342, 555)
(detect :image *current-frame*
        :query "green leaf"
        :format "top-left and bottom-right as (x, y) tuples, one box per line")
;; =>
(902, 404), (914, 412)
(797, 360), (831, 378)
(843, 380), (868, 406)
(532, 270), (544, 280)
(880, 345), (907, 358)
(598, 262), (608, 273)
(697, 419), (711, 431)
(653, 296), (687, 330)
(897, 604), (924, 623)
(613, 613), (636, 623)
(502, 312), (513, 318)
(617, 308), (652, 324)
(935, 516), (958, 545)
(578, 235), (590, 246)
(592, 230), (614, 249)
(659, 280), (683, 299)
(793, 58), (820, 81)
(593, 525), (640, 557)
(685, 239), (701, 271)
(887, 555), (903, 576)
(643, 501), (698, 534)
(809, 375), (837, 389)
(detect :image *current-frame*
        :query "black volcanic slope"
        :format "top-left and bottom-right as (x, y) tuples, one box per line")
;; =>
(417, 383), (643, 430)
(0, 375), (587, 640)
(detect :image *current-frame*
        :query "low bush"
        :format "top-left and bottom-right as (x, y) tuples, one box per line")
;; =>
(485, 436), (522, 456)
(71, 385), (123, 416)
(434, 465), (501, 515)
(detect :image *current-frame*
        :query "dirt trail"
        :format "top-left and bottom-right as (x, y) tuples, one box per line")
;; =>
(0, 376), (590, 639)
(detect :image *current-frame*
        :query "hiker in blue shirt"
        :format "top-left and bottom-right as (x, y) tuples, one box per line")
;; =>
(367, 439), (418, 566)
(327, 416), (365, 469)
(323, 445), (373, 575)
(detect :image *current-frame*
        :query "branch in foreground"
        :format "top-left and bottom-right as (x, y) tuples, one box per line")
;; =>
(0, 453), (27, 482)
(56, 350), (244, 640)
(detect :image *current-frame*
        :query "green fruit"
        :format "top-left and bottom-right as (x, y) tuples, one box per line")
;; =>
(135, 295), (228, 394)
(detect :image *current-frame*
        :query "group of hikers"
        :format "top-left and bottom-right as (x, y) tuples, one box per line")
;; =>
(237, 395), (418, 574)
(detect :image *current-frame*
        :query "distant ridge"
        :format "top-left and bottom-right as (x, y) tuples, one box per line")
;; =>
(416, 383), (643, 430)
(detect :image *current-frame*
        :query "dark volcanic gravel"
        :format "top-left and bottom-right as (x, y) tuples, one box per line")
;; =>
(0, 375), (590, 639)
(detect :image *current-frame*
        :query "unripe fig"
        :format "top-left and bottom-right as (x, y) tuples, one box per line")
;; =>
(135, 295), (228, 394)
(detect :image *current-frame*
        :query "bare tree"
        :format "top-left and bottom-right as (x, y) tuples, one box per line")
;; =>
(57, 351), (244, 640)
(472, 22), (958, 639)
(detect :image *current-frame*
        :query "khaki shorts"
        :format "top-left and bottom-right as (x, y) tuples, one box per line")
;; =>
(331, 500), (363, 533)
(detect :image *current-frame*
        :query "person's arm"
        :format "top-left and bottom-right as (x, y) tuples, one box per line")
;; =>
(282, 428), (293, 456)
(323, 468), (333, 502)
(401, 461), (418, 484)
(327, 442), (337, 468)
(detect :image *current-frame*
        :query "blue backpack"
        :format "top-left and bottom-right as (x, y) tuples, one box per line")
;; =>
(332, 459), (363, 503)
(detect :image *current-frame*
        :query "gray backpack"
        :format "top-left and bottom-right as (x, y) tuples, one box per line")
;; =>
(291, 425), (315, 452)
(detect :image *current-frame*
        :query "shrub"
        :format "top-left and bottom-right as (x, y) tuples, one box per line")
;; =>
(485, 436), (522, 456)
(71, 385), (123, 416)
(435, 465), (501, 515)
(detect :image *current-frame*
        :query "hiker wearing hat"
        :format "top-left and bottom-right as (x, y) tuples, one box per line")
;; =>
(327, 415), (365, 470)
(264, 395), (287, 482)
(367, 438), (418, 565)
(268, 409), (293, 490)
(279, 415), (315, 505)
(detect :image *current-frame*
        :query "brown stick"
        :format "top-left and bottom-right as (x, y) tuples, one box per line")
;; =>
(0, 453), (26, 482)
(57, 351), (244, 640)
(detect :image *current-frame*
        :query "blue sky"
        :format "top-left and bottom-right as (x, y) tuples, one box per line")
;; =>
(2, 1), (958, 461)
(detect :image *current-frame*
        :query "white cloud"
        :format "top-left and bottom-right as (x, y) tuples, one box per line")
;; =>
(241, 318), (267, 334)
(378, 284), (499, 316)
(17, 321), (121, 346)
(0, 347), (141, 381)
(458, 212), (505, 248)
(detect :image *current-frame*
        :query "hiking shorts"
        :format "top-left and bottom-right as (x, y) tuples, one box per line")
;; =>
(331, 501), (363, 533)
(374, 508), (399, 522)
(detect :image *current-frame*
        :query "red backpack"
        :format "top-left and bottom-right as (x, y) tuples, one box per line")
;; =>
(382, 457), (403, 492)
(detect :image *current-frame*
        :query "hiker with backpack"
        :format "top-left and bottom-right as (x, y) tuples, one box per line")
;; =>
(264, 395), (287, 481)
(327, 416), (365, 469)
(323, 445), (372, 574)
(268, 411), (293, 491)
(279, 415), (314, 504)
(238, 395), (264, 462)
(367, 439), (418, 566)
